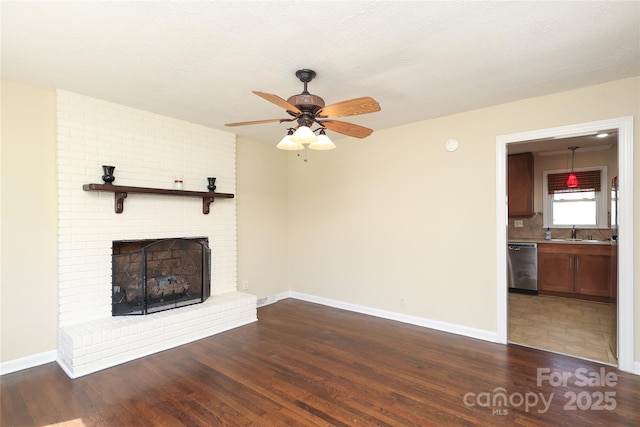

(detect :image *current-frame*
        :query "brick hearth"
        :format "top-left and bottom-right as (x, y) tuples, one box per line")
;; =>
(59, 292), (256, 378)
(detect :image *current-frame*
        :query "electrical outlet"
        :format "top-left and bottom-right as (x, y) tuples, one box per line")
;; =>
(242, 281), (249, 290)
(514, 220), (524, 228)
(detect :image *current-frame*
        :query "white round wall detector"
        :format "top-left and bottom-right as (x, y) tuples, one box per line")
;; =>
(445, 138), (459, 152)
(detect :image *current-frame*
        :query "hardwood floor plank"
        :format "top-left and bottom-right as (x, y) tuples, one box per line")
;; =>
(2, 298), (639, 426)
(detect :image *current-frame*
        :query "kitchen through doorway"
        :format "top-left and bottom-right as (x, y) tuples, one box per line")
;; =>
(507, 129), (618, 366)
(496, 116), (635, 373)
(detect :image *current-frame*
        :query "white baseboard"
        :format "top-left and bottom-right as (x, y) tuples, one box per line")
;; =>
(256, 295), (277, 307)
(256, 291), (290, 308)
(0, 350), (57, 376)
(286, 291), (498, 343)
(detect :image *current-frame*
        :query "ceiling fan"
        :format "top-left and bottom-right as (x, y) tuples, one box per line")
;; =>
(225, 69), (381, 150)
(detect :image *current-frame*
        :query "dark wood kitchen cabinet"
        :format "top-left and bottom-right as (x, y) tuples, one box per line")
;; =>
(537, 251), (574, 293)
(538, 243), (616, 302)
(508, 152), (534, 217)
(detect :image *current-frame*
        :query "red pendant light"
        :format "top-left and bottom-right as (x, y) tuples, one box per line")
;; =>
(567, 146), (579, 188)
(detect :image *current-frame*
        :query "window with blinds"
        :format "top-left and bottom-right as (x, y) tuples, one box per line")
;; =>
(547, 170), (601, 194)
(543, 167), (608, 228)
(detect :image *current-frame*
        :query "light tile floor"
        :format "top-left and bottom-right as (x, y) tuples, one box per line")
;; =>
(508, 292), (617, 365)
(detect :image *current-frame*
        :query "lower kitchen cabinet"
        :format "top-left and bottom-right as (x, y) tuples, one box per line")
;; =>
(574, 253), (612, 297)
(538, 243), (616, 302)
(537, 251), (574, 293)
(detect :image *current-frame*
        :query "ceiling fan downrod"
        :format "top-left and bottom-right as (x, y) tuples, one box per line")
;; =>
(295, 69), (316, 94)
(288, 69), (325, 113)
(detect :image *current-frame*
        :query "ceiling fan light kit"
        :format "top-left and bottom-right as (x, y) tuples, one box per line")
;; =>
(225, 69), (380, 155)
(276, 129), (302, 151)
(309, 129), (337, 150)
(289, 125), (318, 143)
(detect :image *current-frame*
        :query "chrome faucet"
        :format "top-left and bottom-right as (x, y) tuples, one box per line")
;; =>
(571, 225), (577, 239)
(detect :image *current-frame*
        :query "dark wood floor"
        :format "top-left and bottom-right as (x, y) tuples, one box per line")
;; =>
(2, 299), (639, 426)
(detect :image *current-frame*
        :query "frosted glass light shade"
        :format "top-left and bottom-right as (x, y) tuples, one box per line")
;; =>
(289, 126), (318, 143)
(276, 134), (303, 151)
(309, 133), (336, 150)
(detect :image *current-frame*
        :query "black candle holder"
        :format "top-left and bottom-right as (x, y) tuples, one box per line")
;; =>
(102, 165), (116, 184)
(207, 177), (217, 192)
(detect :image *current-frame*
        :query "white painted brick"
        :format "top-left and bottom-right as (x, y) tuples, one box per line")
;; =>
(59, 293), (256, 377)
(56, 90), (245, 377)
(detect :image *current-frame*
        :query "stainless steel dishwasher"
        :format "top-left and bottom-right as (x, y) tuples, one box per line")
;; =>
(507, 242), (538, 293)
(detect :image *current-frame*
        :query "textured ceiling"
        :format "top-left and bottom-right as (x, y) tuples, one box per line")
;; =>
(2, 1), (639, 146)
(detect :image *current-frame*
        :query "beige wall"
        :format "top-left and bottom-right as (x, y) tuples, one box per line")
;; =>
(287, 77), (639, 355)
(1, 79), (58, 362)
(236, 137), (289, 298)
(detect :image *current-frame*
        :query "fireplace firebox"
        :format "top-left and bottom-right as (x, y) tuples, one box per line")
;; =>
(112, 237), (211, 315)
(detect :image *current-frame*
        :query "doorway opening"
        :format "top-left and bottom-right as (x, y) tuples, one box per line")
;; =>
(496, 117), (634, 373)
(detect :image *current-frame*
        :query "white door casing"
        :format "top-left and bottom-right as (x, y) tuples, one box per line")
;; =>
(496, 116), (635, 374)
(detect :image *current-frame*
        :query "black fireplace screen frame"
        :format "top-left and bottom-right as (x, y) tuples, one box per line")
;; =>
(112, 237), (211, 316)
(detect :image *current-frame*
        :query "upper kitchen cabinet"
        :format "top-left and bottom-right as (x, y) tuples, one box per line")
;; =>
(508, 152), (534, 217)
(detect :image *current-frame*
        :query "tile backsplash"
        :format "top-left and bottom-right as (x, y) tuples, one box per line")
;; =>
(508, 213), (614, 241)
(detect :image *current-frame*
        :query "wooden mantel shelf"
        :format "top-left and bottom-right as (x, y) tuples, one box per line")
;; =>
(82, 183), (235, 214)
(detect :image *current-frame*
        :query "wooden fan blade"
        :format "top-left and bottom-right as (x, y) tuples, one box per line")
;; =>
(316, 97), (380, 118)
(253, 91), (302, 115)
(225, 118), (294, 127)
(320, 120), (373, 139)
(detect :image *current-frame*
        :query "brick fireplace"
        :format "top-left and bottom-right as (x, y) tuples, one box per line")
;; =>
(56, 91), (256, 378)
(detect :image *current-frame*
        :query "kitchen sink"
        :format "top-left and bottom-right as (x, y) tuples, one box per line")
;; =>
(549, 238), (608, 244)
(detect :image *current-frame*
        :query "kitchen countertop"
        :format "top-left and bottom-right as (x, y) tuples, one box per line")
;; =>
(508, 238), (615, 246)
